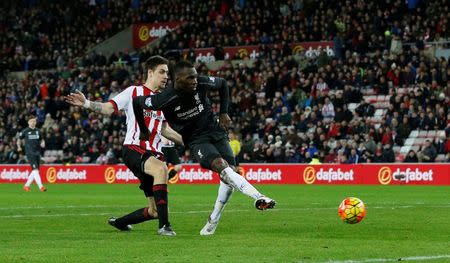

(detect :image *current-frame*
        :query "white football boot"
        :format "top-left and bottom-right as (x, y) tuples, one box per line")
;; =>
(255, 196), (276, 210)
(200, 216), (220, 236)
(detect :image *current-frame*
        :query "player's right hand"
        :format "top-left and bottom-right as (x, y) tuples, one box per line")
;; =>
(64, 90), (86, 107)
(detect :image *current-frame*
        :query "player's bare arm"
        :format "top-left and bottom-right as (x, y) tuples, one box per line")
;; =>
(216, 78), (231, 130)
(65, 90), (115, 115)
(161, 123), (184, 146)
(219, 113), (231, 130)
(16, 138), (22, 152)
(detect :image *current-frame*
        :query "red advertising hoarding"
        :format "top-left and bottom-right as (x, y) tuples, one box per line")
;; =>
(133, 22), (182, 49)
(185, 41), (335, 63)
(1, 164), (449, 185)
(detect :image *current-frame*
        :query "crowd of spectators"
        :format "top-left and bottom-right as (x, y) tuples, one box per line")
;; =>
(1, 0), (449, 164)
(2, 0), (448, 73)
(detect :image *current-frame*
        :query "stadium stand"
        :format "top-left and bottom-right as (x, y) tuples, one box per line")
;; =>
(0, 0), (449, 164)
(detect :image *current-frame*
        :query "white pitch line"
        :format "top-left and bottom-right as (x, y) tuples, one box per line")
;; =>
(0, 203), (449, 211)
(0, 203), (211, 210)
(0, 204), (139, 210)
(1, 205), (450, 219)
(324, 255), (450, 263)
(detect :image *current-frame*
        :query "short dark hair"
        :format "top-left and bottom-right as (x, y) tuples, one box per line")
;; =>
(173, 60), (194, 75)
(145, 55), (169, 71)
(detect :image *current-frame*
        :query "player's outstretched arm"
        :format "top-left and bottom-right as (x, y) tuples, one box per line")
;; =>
(216, 78), (231, 129)
(161, 123), (184, 146)
(16, 138), (22, 152)
(132, 96), (151, 140)
(65, 90), (115, 115)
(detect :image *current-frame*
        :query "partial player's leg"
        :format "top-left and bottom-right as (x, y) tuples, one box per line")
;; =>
(109, 196), (158, 231)
(108, 147), (159, 232)
(191, 142), (235, 235)
(23, 170), (34, 192)
(141, 153), (176, 236)
(162, 146), (182, 180)
(24, 155), (45, 192)
(200, 180), (234, 235)
(211, 139), (276, 210)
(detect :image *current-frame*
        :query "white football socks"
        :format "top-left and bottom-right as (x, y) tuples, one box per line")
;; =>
(33, 170), (44, 188)
(219, 167), (264, 200)
(210, 181), (234, 222)
(24, 170), (35, 187)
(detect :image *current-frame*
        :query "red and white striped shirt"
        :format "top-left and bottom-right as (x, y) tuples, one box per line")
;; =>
(109, 85), (165, 154)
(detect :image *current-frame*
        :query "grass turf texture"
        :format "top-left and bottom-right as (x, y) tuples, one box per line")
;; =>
(0, 184), (449, 263)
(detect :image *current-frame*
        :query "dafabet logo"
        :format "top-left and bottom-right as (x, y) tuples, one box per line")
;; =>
(138, 26), (149, 41)
(303, 167), (316, 184)
(46, 167), (57, 183)
(104, 167), (116, 184)
(302, 167), (354, 184)
(378, 167), (392, 185)
(378, 167), (433, 184)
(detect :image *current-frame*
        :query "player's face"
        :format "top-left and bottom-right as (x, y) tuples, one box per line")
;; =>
(28, 118), (37, 128)
(176, 67), (198, 93)
(149, 64), (169, 89)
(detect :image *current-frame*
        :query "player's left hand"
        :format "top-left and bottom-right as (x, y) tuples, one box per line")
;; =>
(219, 113), (231, 130)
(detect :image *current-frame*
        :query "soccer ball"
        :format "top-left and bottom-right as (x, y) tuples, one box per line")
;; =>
(338, 197), (366, 224)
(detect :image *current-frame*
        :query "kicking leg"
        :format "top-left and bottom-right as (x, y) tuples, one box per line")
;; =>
(211, 158), (276, 210)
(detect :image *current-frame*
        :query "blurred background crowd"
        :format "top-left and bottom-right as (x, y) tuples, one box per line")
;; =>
(1, 0), (449, 164)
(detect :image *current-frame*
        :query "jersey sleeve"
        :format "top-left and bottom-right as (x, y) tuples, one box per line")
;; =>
(18, 129), (26, 139)
(109, 86), (135, 112)
(133, 88), (178, 110)
(198, 76), (224, 90)
(132, 88), (177, 138)
(198, 76), (229, 114)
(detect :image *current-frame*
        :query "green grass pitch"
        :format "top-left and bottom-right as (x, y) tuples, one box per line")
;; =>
(0, 184), (449, 262)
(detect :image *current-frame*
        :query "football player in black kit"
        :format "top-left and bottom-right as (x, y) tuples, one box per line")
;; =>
(17, 115), (47, 192)
(133, 60), (276, 235)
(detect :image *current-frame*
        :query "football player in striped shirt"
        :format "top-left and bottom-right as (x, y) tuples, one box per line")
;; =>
(65, 56), (182, 236)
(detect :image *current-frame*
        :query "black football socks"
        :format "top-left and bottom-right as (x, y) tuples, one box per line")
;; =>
(153, 184), (170, 228)
(115, 207), (156, 226)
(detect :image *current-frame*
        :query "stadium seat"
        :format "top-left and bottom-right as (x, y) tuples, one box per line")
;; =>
(404, 138), (415, 146)
(400, 146), (411, 155)
(418, 131), (428, 138)
(414, 138), (425, 146)
(374, 109), (384, 117)
(361, 89), (375, 95)
(397, 88), (407, 95)
(410, 145), (420, 153)
(348, 103), (359, 113)
(395, 154), (404, 162)
(409, 130), (419, 138)
(393, 146), (401, 154)
(427, 130), (436, 138)
(365, 95), (377, 103)
(435, 154), (446, 162)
